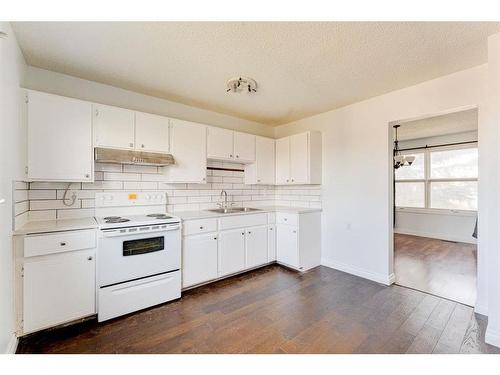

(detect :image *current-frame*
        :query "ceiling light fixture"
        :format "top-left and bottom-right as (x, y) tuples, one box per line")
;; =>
(226, 76), (257, 94)
(393, 124), (415, 169)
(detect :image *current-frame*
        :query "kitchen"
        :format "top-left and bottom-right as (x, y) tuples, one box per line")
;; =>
(3, 5), (500, 369)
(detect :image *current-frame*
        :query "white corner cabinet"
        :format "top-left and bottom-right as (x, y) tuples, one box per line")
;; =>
(181, 213), (276, 289)
(276, 211), (321, 271)
(93, 104), (169, 153)
(245, 136), (276, 185)
(163, 118), (207, 183)
(14, 229), (97, 335)
(25, 90), (93, 182)
(275, 131), (322, 185)
(207, 126), (256, 163)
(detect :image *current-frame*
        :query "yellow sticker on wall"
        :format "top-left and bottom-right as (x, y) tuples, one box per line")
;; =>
(128, 193), (137, 200)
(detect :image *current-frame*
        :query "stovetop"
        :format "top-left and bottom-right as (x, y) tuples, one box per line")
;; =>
(96, 213), (180, 229)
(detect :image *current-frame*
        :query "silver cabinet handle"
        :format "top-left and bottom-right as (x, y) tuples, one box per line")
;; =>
(87, 256), (93, 261)
(284, 218), (287, 221)
(291, 179), (295, 182)
(230, 154), (233, 158)
(199, 226), (204, 229)
(141, 144), (145, 148)
(286, 179), (289, 183)
(236, 155), (239, 158)
(84, 174), (90, 179)
(213, 237), (217, 240)
(293, 230), (297, 233)
(241, 232), (245, 235)
(248, 231), (251, 234)
(60, 242), (66, 246)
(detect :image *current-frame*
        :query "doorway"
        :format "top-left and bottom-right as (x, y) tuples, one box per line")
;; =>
(390, 108), (478, 306)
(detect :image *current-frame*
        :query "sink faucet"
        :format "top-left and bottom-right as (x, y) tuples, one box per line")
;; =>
(220, 190), (229, 209)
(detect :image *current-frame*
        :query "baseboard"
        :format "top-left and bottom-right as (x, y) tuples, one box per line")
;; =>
(485, 327), (500, 348)
(5, 334), (18, 354)
(321, 259), (394, 286)
(394, 229), (476, 244)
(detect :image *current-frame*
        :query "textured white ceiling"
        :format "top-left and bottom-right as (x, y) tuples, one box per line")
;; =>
(398, 108), (478, 141)
(11, 22), (500, 126)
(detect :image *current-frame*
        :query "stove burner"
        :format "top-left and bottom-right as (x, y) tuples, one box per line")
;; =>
(104, 216), (121, 220)
(105, 218), (130, 223)
(147, 213), (172, 219)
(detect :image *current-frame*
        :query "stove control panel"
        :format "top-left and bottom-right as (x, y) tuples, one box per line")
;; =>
(96, 191), (166, 207)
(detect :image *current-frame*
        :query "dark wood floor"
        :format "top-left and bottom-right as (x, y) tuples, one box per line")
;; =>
(17, 264), (498, 354)
(394, 234), (477, 306)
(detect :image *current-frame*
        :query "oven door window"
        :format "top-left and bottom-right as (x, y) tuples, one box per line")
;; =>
(123, 236), (164, 256)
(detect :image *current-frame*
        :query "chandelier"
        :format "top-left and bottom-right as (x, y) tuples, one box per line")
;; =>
(393, 124), (415, 169)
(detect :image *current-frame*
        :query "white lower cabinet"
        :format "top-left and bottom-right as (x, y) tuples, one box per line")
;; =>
(268, 225), (277, 262)
(218, 228), (246, 277)
(182, 233), (218, 288)
(245, 225), (268, 269)
(23, 248), (96, 334)
(276, 212), (321, 271)
(277, 224), (299, 268)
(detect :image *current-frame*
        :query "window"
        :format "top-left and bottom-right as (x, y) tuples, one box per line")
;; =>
(395, 145), (477, 211)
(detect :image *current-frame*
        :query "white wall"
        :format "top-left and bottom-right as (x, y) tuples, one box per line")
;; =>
(0, 22), (26, 353)
(275, 64), (487, 294)
(23, 66), (274, 138)
(395, 209), (477, 244)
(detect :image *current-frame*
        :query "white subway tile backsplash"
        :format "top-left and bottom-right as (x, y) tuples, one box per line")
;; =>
(103, 172), (141, 181)
(15, 163), (321, 224)
(29, 190), (57, 200)
(29, 210), (57, 221)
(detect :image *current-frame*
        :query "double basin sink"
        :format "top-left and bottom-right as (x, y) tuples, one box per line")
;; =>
(206, 207), (262, 214)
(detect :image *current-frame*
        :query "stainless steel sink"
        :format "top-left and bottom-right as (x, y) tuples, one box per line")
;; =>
(206, 207), (262, 214)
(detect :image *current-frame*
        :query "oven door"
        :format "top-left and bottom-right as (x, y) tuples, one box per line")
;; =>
(98, 224), (181, 287)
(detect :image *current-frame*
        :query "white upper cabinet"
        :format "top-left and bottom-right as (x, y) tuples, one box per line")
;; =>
(275, 131), (322, 185)
(207, 126), (234, 160)
(135, 112), (170, 153)
(290, 132), (309, 184)
(275, 137), (291, 184)
(206, 126), (256, 163)
(245, 136), (275, 185)
(93, 104), (135, 150)
(234, 131), (256, 163)
(26, 90), (93, 182)
(164, 119), (207, 183)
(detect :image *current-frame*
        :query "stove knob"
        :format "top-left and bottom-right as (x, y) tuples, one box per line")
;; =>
(146, 194), (151, 200)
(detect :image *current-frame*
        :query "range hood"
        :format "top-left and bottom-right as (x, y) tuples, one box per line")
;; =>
(94, 147), (175, 166)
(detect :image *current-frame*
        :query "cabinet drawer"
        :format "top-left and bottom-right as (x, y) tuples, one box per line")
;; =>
(98, 271), (181, 322)
(276, 212), (298, 226)
(24, 229), (97, 258)
(183, 218), (217, 235)
(219, 213), (268, 230)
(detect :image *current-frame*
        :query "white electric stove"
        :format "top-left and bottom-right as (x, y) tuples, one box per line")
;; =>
(95, 192), (181, 322)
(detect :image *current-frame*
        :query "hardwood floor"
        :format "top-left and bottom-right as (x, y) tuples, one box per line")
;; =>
(394, 234), (477, 306)
(17, 264), (498, 354)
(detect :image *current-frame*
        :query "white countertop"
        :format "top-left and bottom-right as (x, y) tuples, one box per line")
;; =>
(174, 206), (322, 221)
(13, 217), (98, 235)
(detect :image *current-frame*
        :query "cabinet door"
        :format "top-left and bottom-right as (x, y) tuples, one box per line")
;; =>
(275, 137), (290, 184)
(182, 233), (218, 288)
(257, 136), (275, 184)
(93, 104), (135, 150)
(218, 229), (246, 277)
(164, 119), (207, 183)
(23, 249), (96, 334)
(245, 225), (268, 269)
(207, 126), (234, 161)
(135, 112), (170, 153)
(234, 132), (256, 163)
(27, 90), (93, 182)
(290, 132), (309, 184)
(268, 225), (277, 262)
(276, 224), (299, 268)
